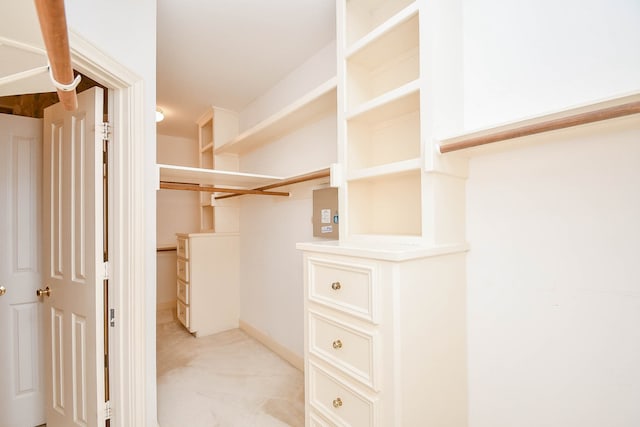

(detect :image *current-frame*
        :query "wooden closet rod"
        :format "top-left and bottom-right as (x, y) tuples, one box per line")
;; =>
(160, 181), (290, 197)
(439, 100), (640, 154)
(34, 0), (79, 111)
(215, 168), (331, 200)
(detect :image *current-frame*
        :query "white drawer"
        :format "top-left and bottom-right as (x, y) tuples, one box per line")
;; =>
(177, 300), (190, 330)
(309, 310), (379, 391)
(309, 411), (333, 427)
(308, 257), (378, 323)
(177, 279), (190, 305)
(309, 362), (377, 427)
(176, 257), (190, 282)
(176, 236), (189, 259)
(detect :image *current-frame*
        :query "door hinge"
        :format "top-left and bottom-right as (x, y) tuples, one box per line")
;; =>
(109, 308), (116, 327)
(101, 122), (111, 141)
(105, 400), (112, 420)
(103, 262), (110, 280)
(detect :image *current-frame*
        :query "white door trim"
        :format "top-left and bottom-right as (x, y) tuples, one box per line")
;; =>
(69, 31), (148, 427)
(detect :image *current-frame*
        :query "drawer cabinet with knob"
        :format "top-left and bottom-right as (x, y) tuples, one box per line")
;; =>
(299, 243), (468, 426)
(175, 232), (239, 337)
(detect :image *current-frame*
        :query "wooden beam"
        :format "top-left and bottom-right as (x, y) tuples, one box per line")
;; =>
(439, 100), (640, 154)
(34, 0), (78, 111)
(215, 168), (331, 200)
(160, 181), (289, 197)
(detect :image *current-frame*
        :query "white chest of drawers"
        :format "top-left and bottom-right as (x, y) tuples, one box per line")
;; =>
(176, 232), (239, 337)
(298, 242), (468, 426)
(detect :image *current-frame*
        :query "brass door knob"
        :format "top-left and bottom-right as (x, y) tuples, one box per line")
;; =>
(331, 281), (341, 291)
(332, 397), (343, 408)
(0, 286), (6, 296)
(36, 286), (51, 297)
(332, 339), (343, 349)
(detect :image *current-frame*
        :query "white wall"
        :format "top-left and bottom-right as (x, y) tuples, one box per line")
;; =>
(64, 2), (158, 425)
(464, 0), (640, 130)
(156, 134), (199, 306)
(239, 41), (336, 132)
(237, 41), (337, 359)
(464, 1), (640, 426)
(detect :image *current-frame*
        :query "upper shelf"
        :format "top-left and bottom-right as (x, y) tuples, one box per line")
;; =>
(158, 164), (283, 188)
(438, 91), (640, 154)
(215, 77), (337, 155)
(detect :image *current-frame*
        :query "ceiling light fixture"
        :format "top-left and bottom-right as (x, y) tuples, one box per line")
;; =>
(156, 108), (165, 123)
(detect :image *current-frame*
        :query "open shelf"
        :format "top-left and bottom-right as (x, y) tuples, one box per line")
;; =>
(346, 12), (419, 110)
(345, 0), (416, 48)
(215, 77), (337, 155)
(347, 79), (419, 121)
(347, 101), (420, 171)
(347, 169), (422, 237)
(158, 164), (283, 188)
(200, 142), (213, 153)
(347, 157), (421, 181)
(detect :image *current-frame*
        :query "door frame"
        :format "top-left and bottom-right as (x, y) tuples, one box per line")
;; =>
(69, 32), (148, 426)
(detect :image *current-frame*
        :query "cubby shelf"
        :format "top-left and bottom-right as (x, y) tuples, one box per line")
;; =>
(346, 2), (419, 57)
(345, 0), (416, 47)
(346, 79), (420, 121)
(347, 157), (421, 181)
(199, 142), (213, 153)
(215, 77), (337, 155)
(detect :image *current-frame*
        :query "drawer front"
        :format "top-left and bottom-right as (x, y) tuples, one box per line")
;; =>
(309, 411), (332, 427)
(309, 362), (377, 427)
(308, 257), (378, 323)
(309, 311), (379, 390)
(176, 257), (190, 282)
(176, 236), (189, 259)
(177, 300), (190, 330)
(177, 279), (190, 305)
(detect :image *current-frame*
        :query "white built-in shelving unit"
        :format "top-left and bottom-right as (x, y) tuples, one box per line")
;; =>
(298, 1), (469, 426)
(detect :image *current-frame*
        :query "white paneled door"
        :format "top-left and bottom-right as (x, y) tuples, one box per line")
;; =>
(0, 114), (45, 427)
(42, 87), (105, 427)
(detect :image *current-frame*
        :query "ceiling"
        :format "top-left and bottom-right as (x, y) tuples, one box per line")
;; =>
(156, 0), (336, 139)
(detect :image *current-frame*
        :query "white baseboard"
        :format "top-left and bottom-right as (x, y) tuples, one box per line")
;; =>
(239, 320), (304, 372)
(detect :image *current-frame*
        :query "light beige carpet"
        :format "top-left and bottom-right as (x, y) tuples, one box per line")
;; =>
(156, 308), (304, 427)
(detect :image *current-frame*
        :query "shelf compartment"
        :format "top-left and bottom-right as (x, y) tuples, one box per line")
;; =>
(345, 0), (416, 47)
(216, 77), (337, 155)
(347, 79), (419, 122)
(347, 157), (421, 181)
(347, 169), (422, 237)
(200, 205), (214, 232)
(200, 142), (213, 153)
(197, 114), (213, 151)
(346, 13), (419, 110)
(347, 101), (420, 171)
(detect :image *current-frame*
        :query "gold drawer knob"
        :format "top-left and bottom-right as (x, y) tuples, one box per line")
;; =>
(331, 281), (341, 290)
(332, 397), (343, 408)
(332, 339), (343, 349)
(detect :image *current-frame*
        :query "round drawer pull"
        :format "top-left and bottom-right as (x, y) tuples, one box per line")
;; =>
(332, 397), (343, 408)
(332, 339), (343, 349)
(331, 281), (341, 290)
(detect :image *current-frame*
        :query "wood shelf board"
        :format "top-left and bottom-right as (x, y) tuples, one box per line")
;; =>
(345, 0), (416, 47)
(439, 91), (640, 153)
(216, 77), (337, 155)
(200, 141), (214, 152)
(158, 164), (283, 188)
(347, 6), (419, 68)
(347, 157), (422, 181)
(347, 80), (420, 123)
